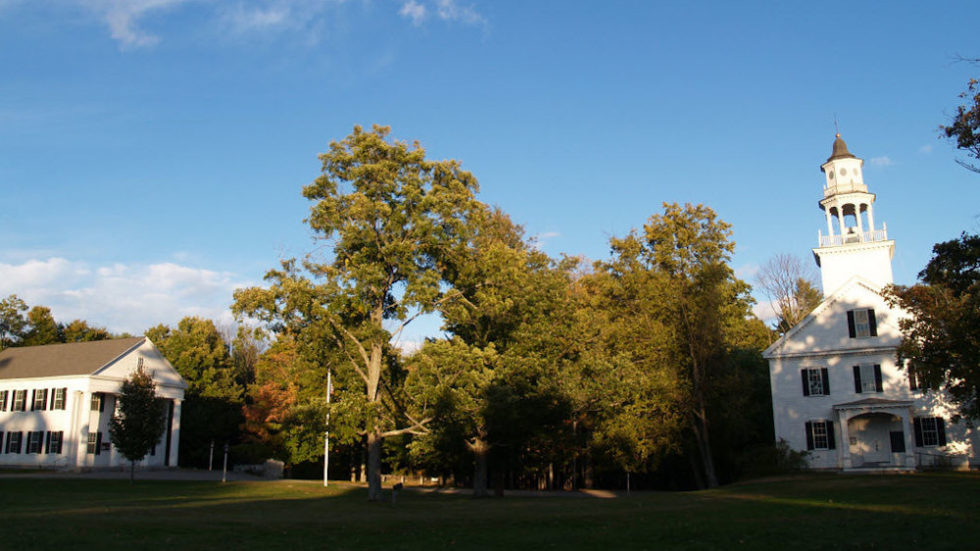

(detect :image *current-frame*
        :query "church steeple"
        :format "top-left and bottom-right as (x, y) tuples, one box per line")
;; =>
(813, 134), (895, 294)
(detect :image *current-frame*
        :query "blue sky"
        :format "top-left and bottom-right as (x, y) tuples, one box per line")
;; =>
(1, 0), (979, 347)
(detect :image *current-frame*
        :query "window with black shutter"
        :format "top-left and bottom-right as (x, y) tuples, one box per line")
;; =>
(0, 390), (7, 411)
(805, 421), (835, 450)
(847, 309), (877, 338)
(914, 417), (947, 447)
(801, 368), (830, 396)
(853, 364), (882, 393)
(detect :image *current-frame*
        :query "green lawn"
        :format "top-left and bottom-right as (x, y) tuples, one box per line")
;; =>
(1, 473), (977, 550)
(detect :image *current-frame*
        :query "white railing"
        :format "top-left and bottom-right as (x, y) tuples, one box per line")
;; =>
(818, 226), (888, 247)
(824, 182), (868, 197)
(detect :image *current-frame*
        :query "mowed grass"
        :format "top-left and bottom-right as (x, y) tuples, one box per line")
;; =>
(1, 473), (978, 550)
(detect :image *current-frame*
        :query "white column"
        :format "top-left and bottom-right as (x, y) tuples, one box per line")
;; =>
(825, 208), (834, 237)
(867, 204), (875, 234)
(835, 204), (846, 235)
(855, 203), (865, 239)
(838, 411), (852, 469)
(901, 411), (916, 468)
(73, 391), (90, 469)
(168, 399), (182, 468)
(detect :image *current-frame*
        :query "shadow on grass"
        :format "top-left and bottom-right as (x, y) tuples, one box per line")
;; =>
(0, 473), (977, 550)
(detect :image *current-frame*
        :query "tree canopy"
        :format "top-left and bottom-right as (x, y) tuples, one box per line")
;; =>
(109, 366), (167, 482)
(887, 232), (980, 419)
(941, 76), (980, 173)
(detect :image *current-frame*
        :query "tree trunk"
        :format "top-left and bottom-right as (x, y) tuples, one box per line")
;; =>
(692, 403), (719, 488)
(130, 460), (135, 484)
(367, 429), (383, 501)
(471, 437), (489, 497)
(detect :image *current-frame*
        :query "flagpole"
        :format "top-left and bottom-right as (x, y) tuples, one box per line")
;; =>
(324, 369), (331, 487)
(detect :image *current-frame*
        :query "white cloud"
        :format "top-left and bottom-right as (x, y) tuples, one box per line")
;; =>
(399, 0), (426, 26)
(751, 298), (777, 324)
(434, 0), (484, 25)
(869, 156), (893, 167)
(918, 144), (934, 154)
(399, 0), (485, 27)
(735, 263), (759, 280)
(0, 257), (249, 335)
(61, 0), (487, 48)
(75, 0), (193, 49)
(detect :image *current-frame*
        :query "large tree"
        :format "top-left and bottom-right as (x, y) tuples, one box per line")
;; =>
(235, 125), (482, 501)
(941, 76), (980, 173)
(756, 253), (822, 334)
(0, 294), (28, 350)
(886, 233), (980, 419)
(146, 317), (242, 467)
(601, 203), (759, 488)
(109, 366), (167, 483)
(21, 306), (62, 346)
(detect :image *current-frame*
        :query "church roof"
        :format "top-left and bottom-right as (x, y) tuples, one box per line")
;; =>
(827, 133), (856, 162)
(0, 337), (145, 380)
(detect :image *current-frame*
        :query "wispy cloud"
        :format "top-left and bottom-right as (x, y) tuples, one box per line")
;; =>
(399, 0), (485, 27)
(399, 0), (426, 26)
(75, 0), (193, 49)
(869, 156), (893, 167)
(918, 144), (934, 154)
(58, 0), (487, 48)
(0, 257), (248, 334)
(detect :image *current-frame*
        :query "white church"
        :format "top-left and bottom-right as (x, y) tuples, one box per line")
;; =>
(0, 337), (186, 469)
(763, 134), (979, 471)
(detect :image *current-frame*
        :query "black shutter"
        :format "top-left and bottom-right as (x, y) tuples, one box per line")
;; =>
(57, 432), (63, 454)
(3, 431), (9, 453)
(847, 310), (856, 338)
(873, 365), (883, 392)
(42, 389), (48, 410)
(826, 421), (836, 449)
(61, 388), (67, 410)
(0, 432), (3, 453)
(805, 421), (814, 450)
(99, 393), (105, 412)
(30, 389), (36, 411)
(937, 419), (947, 446)
(909, 365), (918, 391)
(801, 370), (810, 396)
(45, 432), (51, 454)
(822, 368), (830, 395)
(95, 432), (102, 455)
(15, 432), (22, 453)
(868, 309), (877, 336)
(913, 418), (923, 447)
(853, 365), (862, 393)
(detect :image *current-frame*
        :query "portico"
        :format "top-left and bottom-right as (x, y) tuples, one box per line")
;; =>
(833, 398), (914, 470)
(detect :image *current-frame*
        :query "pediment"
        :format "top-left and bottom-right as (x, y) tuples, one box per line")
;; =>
(763, 275), (907, 359)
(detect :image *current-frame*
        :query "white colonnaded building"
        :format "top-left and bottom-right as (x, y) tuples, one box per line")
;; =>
(0, 337), (186, 469)
(764, 134), (979, 471)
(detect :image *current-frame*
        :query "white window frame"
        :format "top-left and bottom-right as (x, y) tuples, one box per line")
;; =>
(0, 390), (7, 411)
(32, 390), (46, 411)
(12, 390), (25, 411)
(27, 431), (42, 454)
(53, 388), (65, 410)
(811, 421), (829, 449)
(860, 364), (878, 393)
(920, 417), (939, 447)
(807, 369), (825, 396)
(49, 431), (63, 454)
(86, 433), (98, 454)
(853, 309), (871, 337)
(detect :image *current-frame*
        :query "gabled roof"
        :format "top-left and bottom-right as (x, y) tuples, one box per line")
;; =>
(0, 337), (145, 380)
(763, 275), (891, 359)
